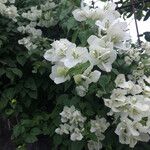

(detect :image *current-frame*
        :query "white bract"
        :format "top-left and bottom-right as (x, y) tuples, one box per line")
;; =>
(142, 42), (150, 55)
(0, 0), (18, 21)
(50, 63), (70, 84)
(55, 106), (86, 141)
(115, 117), (150, 148)
(88, 35), (117, 72)
(104, 74), (150, 147)
(62, 47), (89, 68)
(73, 1), (119, 22)
(88, 116), (110, 150)
(74, 67), (101, 97)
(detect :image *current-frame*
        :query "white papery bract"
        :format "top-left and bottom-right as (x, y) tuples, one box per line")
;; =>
(50, 63), (70, 84)
(44, 39), (76, 63)
(88, 35), (117, 72)
(74, 67), (101, 97)
(88, 116), (110, 150)
(125, 48), (141, 65)
(18, 0), (57, 51)
(62, 47), (89, 68)
(22, 6), (42, 21)
(0, 0), (18, 21)
(104, 74), (150, 147)
(55, 106), (86, 141)
(44, 39), (90, 69)
(142, 42), (150, 55)
(115, 117), (150, 148)
(44, 38), (102, 95)
(73, 1), (119, 22)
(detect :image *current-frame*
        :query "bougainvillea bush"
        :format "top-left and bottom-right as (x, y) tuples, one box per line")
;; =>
(0, 0), (150, 149)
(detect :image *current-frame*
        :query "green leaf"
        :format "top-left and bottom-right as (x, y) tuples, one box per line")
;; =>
(6, 69), (15, 80)
(66, 17), (77, 31)
(144, 32), (150, 42)
(56, 94), (69, 105)
(67, 61), (90, 76)
(28, 90), (37, 99)
(0, 68), (5, 76)
(78, 30), (92, 46)
(71, 141), (84, 150)
(30, 127), (41, 136)
(144, 10), (150, 21)
(17, 55), (27, 66)
(24, 78), (37, 91)
(25, 134), (38, 143)
(13, 125), (25, 138)
(53, 134), (62, 146)
(98, 75), (111, 89)
(5, 109), (14, 115)
(9, 68), (23, 78)
(2, 88), (15, 100)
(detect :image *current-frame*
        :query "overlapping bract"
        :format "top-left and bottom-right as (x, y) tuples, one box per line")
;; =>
(0, 0), (18, 21)
(55, 106), (86, 141)
(104, 74), (150, 147)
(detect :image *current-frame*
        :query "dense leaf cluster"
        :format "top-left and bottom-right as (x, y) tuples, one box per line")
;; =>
(0, 0), (150, 150)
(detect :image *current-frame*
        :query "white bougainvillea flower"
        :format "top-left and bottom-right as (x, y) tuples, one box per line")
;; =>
(143, 75), (150, 84)
(44, 39), (76, 63)
(60, 106), (76, 123)
(76, 85), (87, 97)
(70, 128), (83, 141)
(88, 35), (117, 72)
(55, 124), (70, 135)
(72, 8), (87, 22)
(56, 106), (86, 142)
(50, 63), (70, 84)
(88, 116), (109, 150)
(96, 19), (130, 50)
(88, 140), (103, 150)
(89, 70), (101, 83)
(74, 67), (101, 97)
(104, 2), (120, 21)
(0, 0), (7, 4)
(129, 83), (143, 95)
(73, 6), (105, 22)
(90, 116), (110, 134)
(115, 74), (128, 88)
(106, 20), (130, 48)
(89, 46), (117, 72)
(73, 0), (108, 22)
(62, 47), (89, 68)
(115, 117), (150, 148)
(142, 42), (150, 55)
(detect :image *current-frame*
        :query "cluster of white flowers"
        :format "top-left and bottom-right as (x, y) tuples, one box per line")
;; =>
(142, 42), (150, 56)
(18, 0), (57, 51)
(124, 42), (150, 79)
(55, 106), (86, 141)
(88, 116), (110, 150)
(21, 0), (56, 27)
(18, 22), (42, 51)
(104, 74), (150, 147)
(124, 48), (141, 65)
(73, 0), (119, 22)
(0, 0), (18, 21)
(73, 0), (130, 50)
(44, 0), (132, 96)
(44, 39), (101, 96)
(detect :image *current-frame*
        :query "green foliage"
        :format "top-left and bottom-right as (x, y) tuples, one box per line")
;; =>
(115, 0), (150, 42)
(0, 0), (150, 149)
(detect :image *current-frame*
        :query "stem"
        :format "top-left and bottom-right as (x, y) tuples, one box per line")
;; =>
(130, 0), (141, 47)
(116, 0), (149, 10)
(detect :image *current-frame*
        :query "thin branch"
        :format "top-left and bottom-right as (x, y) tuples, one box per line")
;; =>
(131, 0), (141, 46)
(116, 0), (149, 10)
